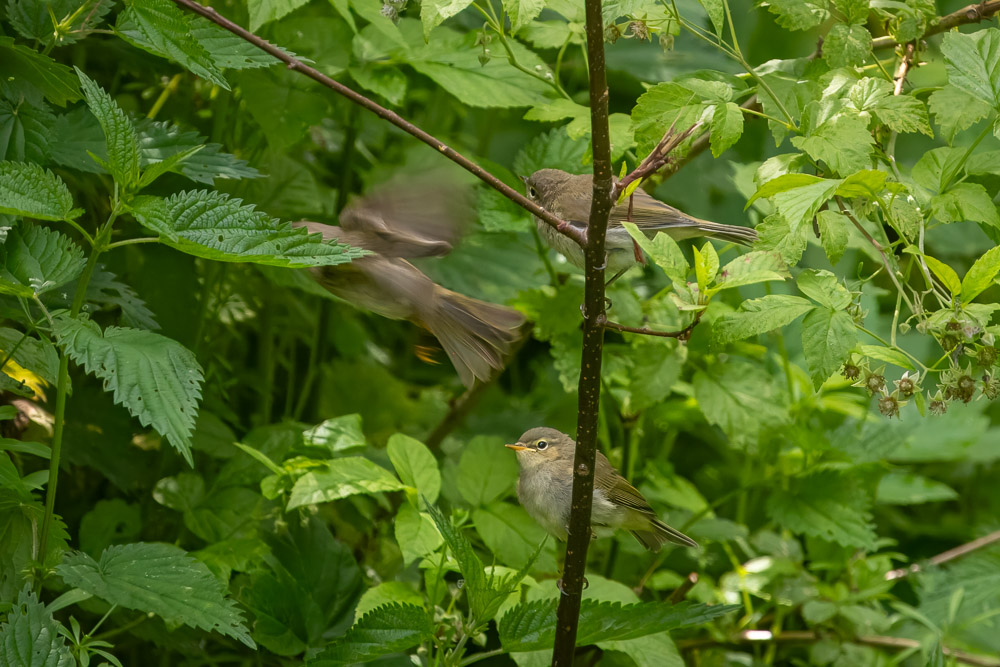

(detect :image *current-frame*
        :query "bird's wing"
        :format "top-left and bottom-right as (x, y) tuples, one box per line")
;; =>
(595, 452), (656, 514)
(609, 188), (703, 230)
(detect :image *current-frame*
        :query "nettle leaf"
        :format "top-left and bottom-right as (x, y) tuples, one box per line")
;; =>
(75, 68), (140, 189)
(876, 472), (958, 505)
(116, 0), (228, 89)
(286, 457), (405, 509)
(7, 0), (113, 46)
(87, 267), (160, 330)
(693, 360), (788, 444)
(791, 114), (874, 176)
(961, 245), (1000, 304)
(135, 119), (261, 185)
(0, 223), (86, 297)
(0, 587), (74, 667)
(823, 23), (871, 68)
(128, 191), (365, 267)
(0, 328), (59, 386)
(56, 542), (254, 647)
(764, 0), (828, 31)
(387, 433), (441, 504)
(712, 294), (815, 345)
(0, 37), (81, 107)
(801, 308), (857, 389)
(928, 85), (991, 144)
(187, 20), (284, 71)
(0, 161), (78, 221)
(307, 603), (433, 665)
(498, 598), (738, 652)
(767, 469), (877, 550)
(941, 28), (1000, 110)
(0, 97), (53, 163)
(54, 316), (203, 464)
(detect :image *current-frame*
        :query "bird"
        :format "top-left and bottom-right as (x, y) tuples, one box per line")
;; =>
(295, 182), (525, 387)
(506, 427), (697, 551)
(525, 169), (758, 282)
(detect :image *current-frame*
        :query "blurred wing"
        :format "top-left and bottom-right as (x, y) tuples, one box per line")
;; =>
(595, 452), (656, 514)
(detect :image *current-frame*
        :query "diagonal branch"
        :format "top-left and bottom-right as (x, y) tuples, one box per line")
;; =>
(615, 121), (702, 198)
(168, 0), (585, 247)
(872, 1), (1000, 50)
(884, 529), (1000, 581)
(604, 310), (704, 341)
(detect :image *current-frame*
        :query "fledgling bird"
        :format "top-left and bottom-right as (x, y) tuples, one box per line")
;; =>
(506, 427), (697, 551)
(296, 183), (524, 387)
(525, 169), (757, 280)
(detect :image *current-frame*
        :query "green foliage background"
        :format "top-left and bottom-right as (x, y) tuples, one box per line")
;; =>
(2, 0), (1000, 665)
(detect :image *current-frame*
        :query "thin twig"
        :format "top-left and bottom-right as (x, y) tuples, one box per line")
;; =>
(604, 311), (703, 341)
(872, 1), (1000, 50)
(551, 0), (614, 661)
(615, 121), (702, 198)
(662, 96), (760, 182)
(679, 629), (1000, 667)
(168, 0), (585, 248)
(668, 573), (699, 604)
(885, 529), (1000, 581)
(892, 42), (915, 96)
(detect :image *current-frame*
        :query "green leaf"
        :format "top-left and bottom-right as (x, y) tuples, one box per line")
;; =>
(303, 414), (366, 454)
(128, 191), (365, 267)
(693, 241), (718, 291)
(506, 0), (546, 33)
(767, 469), (877, 549)
(54, 316), (203, 465)
(116, 0), (228, 89)
(712, 294), (815, 345)
(693, 361), (788, 444)
(623, 222), (689, 285)
(923, 255), (962, 297)
(822, 22), (871, 68)
(797, 269), (853, 309)
(816, 210), (849, 265)
(801, 308), (857, 389)
(387, 433), (441, 504)
(628, 341), (683, 412)
(421, 0), (475, 39)
(747, 173), (826, 205)
(395, 504), (443, 565)
(710, 101), (743, 157)
(137, 144), (204, 189)
(791, 114), (874, 176)
(187, 18), (286, 70)
(631, 82), (705, 157)
(57, 542), (254, 647)
(876, 472), (958, 505)
(0, 161), (77, 221)
(287, 457), (405, 509)
(474, 501), (554, 570)
(499, 598), (739, 652)
(930, 183), (1000, 228)
(0, 223), (85, 297)
(928, 85), (992, 144)
(0, 328), (59, 385)
(912, 147), (964, 193)
(247, 0), (310, 30)
(941, 28), (1000, 109)
(0, 37), (80, 107)
(458, 435), (518, 506)
(961, 245), (1000, 303)
(307, 603), (433, 665)
(835, 169), (887, 198)
(0, 588), (74, 667)
(753, 214), (807, 265)
(765, 179), (841, 234)
(764, 0), (828, 30)
(75, 68), (140, 189)
(0, 97), (53, 163)
(711, 251), (789, 292)
(857, 344), (915, 371)
(872, 93), (932, 137)
(697, 0), (725, 36)
(353, 582), (423, 621)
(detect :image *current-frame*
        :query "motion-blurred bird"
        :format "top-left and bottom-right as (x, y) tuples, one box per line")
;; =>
(525, 169), (757, 280)
(296, 183), (524, 387)
(507, 427), (697, 551)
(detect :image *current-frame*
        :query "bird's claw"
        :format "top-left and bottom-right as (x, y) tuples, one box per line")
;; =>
(557, 577), (589, 596)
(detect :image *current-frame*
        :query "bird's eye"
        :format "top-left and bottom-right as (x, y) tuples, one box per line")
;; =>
(536, 440), (548, 450)
(528, 186), (538, 199)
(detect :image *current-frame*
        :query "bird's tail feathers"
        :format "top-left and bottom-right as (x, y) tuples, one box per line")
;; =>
(696, 220), (758, 246)
(426, 289), (525, 387)
(630, 518), (698, 552)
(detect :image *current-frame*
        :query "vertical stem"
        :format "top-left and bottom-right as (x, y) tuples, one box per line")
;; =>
(551, 0), (613, 662)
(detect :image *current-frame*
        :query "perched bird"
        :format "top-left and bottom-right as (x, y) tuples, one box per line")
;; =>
(296, 183), (524, 387)
(525, 169), (757, 281)
(506, 427), (697, 551)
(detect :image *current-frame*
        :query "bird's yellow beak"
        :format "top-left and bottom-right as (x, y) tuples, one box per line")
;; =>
(505, 442), (530, 451)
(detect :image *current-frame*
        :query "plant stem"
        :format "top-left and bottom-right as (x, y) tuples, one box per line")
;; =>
(105, 237), (160, 249)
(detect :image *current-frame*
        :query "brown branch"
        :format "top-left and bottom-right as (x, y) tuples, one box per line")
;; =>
(872, 1), (1000, 50)
(679, 630), (1000, 666)
(614, 121), (702, 198)
(604, 310), (704, 341)
(551, 0), (614, 662)
(168, 0), (585, 248)
(668, 572), (699, 604)
(885, 529), (1000, 581)
(892, 42), (916, 96)
(662, 96), (760, 182)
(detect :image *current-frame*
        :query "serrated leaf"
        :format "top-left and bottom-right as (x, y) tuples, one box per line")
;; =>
(791, 114), (874, 176)
(928, 85), (991, 144)
(54, 316), (203, 464)
(712, 294), (814, 345)
(623, 222), (689, 285)
(187, 19), (284, 70)
(387, 433), (441, 504)
(135, 118), (260, 185)
(797, 269), (853, 310)
(753, 214), (807, 265)
(764, 0), (828, 31)
(0, 37), (80, 107)
(697, 0), (724, 36)
(0, 97), (53, 163)
(137, 145), (204, 189)
(115, 0), (229, 89)
(693, 242), (718, 291)
(693, 361), (788, 444)
(711, 251), (788, 292)
(7, 0), (112, 46)
(457, 435), (518, 507)
(801, 308), (857, 389)
(941, 29), (1000, 109)
(923, 255), (962, 297)
(287, 457), (405, 509)
(307, 603), (433, 665)
(631, 82), (705, 157)
(86, 267), (160, 330)
(56, 542), (254, 647)
(498, 598), (738, 652)
(0, 223), (85, 296)
(961, 245), (1000, 303)
(0, 328), (59, 385)
(822, 22), (871, 68)
(754, 177), (842, 234)
(930, 183), (1000, 228)
(0, 161), (77, 221)
(873, 94), (932, 137)
(75, 68), (140, 189)
(128, 191), (364, 267)
(767, 469), (876, 549)
(835, 169), (886, 198)
(710, 101), (743, 157)
(0, 587), (74, 667)
(816, 210), (848, 265)
(506, 0), (546, 33)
